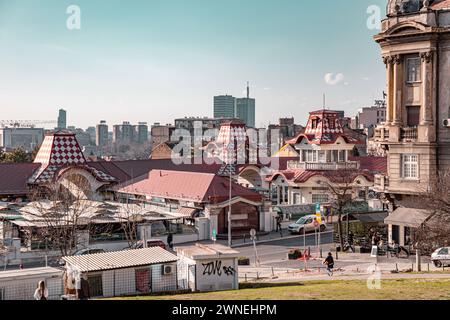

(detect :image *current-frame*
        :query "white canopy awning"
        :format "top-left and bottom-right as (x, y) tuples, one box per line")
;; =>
(384, 207), (433, 228)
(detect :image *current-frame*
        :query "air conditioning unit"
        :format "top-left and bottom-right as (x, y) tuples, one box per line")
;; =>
(162, 265), (173, 275)
(443, 119), (450, 127)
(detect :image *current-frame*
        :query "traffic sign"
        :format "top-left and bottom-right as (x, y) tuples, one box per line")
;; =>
(250, 229), (256, 241)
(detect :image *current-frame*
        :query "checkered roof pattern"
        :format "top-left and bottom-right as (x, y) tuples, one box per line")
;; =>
(30, 133), (116, 184)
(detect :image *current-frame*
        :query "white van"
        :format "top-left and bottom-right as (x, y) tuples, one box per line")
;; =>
(288, 214), (326, 234)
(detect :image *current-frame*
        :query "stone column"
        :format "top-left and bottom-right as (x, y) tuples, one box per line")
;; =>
(392, 54), (403, 126)
(383, 55), (394, 125)
(420, 51), (434, 125)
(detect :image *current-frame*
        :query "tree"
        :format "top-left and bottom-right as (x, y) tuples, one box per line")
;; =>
(0, 147), (5, 162)
(324, 169), (358, 251)
(118, 201), (146, 249)
(25, 177), (99, 257)
(1, 148), (32, 163)
(411, 170), (450, 252)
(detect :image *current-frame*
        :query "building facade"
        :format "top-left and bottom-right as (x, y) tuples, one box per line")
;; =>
(213, 95), (236, 119)
(373, 0), (450, 246)
(0, 128), (44, 152)
(268, 110), (384, 206)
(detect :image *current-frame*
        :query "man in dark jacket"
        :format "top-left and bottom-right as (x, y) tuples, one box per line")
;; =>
(323, 252), (335, 276)
(77, 276), (91, 300)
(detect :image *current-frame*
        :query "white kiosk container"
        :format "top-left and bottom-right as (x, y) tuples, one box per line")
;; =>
(0, 267), (63, 300)
(176, 243), (239, 292)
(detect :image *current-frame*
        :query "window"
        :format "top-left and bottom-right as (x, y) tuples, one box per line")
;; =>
(303, 150), (318, 162)
(402, 154), (419, 179)
(338, 150), (346, 162)
(407, 106), (420, 127)
(311, 118), (319, 129)
(406, 57), (421, 83)
(312, 194), (329, 204)
(438, 248), (448, 255)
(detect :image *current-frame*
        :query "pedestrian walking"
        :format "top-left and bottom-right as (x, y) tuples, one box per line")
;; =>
(276, 215), (283, 238)
(276, 215), (282, 232)
(34, 281), (48, 300)
(167, 232), (174, 249)
(323, 252), (335, 277)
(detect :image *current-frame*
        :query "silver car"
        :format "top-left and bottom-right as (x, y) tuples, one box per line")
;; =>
(431, 247), (450, 267)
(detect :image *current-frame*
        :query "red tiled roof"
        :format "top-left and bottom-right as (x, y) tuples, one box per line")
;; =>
(349, 156), (387, 174)
(90, 158), (295, 183)
(0, 163), (40, 196)
(268, 168), (374, 184)
(432, 0), (450, 10)
(117, 170), (263, 204)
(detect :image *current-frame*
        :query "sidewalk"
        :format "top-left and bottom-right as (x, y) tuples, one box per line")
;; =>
(238, 252), (448, 283)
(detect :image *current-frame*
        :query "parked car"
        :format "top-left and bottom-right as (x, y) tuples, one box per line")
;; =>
(130, 239), (166, 250)
(58, 248), (106, 266)
(431, 247), (450, 267)
(74, 248), (106, 256)
(288, 214), (326, 234)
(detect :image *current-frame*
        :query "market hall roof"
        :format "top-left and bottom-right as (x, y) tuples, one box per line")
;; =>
(117, 170), (263, 204)
(28, 131), (116, 185)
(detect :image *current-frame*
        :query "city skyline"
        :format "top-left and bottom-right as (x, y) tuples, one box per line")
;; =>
(1, 0), (387, 129)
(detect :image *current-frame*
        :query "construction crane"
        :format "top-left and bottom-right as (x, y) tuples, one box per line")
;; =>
(0, 120), (57, 128)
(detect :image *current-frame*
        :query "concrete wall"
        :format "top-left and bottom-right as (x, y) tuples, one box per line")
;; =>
(96, 262), (177, 298)
(0, 271), (63, 300)
(194, 257), (238, 292)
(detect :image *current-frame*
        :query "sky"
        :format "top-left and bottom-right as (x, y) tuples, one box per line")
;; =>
(0, 0), (388, 129)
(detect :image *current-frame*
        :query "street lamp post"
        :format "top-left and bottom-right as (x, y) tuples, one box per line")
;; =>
(228, 165), (232, 247)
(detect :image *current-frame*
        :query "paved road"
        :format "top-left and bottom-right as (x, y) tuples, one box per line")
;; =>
(235, 231), (334, 266)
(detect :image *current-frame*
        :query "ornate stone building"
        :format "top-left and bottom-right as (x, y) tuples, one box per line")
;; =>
(373, 0), (450, 245)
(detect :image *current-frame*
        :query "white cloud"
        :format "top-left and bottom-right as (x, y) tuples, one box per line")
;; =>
(324, 73), (345, 86)
(362, 77), (370, 81)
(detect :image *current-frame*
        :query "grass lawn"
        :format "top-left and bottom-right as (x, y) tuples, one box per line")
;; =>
(114, 278), (450, 300)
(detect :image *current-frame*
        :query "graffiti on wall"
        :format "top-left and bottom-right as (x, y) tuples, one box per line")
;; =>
(202, 260), (236, 277)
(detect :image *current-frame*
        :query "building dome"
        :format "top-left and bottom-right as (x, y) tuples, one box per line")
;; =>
(387, 0), (436, 15)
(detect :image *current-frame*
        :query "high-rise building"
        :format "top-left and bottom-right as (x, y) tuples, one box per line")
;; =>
(96, 121), (109, 148)
(86, 127), (96, 145)
(113, 121), (134, 144)
(214, 95), (236, 119)
(57, 109), (67, 130)
(136, 122), (149, 144)
(236, 83), (256, 128)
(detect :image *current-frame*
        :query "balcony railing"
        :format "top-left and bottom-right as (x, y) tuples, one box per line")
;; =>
(401, 127), (418, 140)
(287, 161), (360, 171)
(374, 127), (389, 141)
